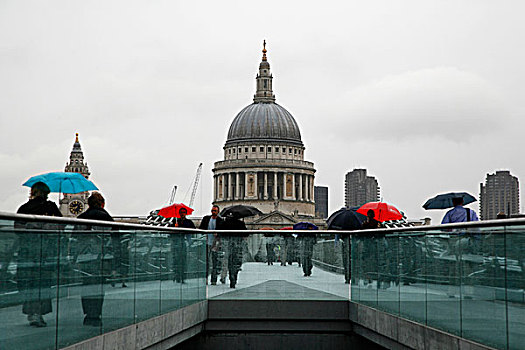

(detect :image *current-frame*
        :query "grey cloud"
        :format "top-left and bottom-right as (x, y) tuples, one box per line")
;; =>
(333, 67), (508, 142)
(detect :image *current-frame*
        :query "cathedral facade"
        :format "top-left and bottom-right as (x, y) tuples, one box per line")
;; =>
(213, 43), (317, 227)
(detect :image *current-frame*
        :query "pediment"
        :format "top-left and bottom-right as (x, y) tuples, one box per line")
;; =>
(250, 210), (297, 225)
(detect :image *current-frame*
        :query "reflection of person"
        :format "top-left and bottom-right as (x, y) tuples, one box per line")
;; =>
(171, 208), (195, 283)
(16, 181), (62, 327)
(199, 205), (223, 285)
(261, 229), (277, 266)
(76, 192), (116, 326)
(280, 232), (294, 266)
(441, 197), (479, 224)
(299, 228), (317, 277)
(357, 210), (381, 286)
(221, 214), (247, 288)
(441, 197), (479, 298)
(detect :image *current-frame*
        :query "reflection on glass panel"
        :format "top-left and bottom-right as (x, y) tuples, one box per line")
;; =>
(101, 230), (135, 333)
(160, 232), (181, 314)
(399, 234), (426, 323)
(350, 236), (360, 302)
(377, 235), (399, 315)
(460, 227), (508, 349)
(506, 227), (525, 350)
(57, 224), (104, 348)
(208, 232), (350, 301)
(134, 231), (161, 323)
(0, 220), (59, 350)
(425, 232), (461, 335)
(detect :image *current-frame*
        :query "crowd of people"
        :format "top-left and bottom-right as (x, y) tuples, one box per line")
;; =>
(13, 183), (483, 328)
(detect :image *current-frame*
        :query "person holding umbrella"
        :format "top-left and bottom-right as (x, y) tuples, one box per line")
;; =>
(327, 208), (366, 284)
(361, 210), (381, 230)
(441, 197), (479, 224)
(16, 182), (62, 327)
(170, 207), (195, 283)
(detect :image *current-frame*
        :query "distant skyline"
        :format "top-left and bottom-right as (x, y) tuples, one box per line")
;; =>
(1, 1), (524, 224)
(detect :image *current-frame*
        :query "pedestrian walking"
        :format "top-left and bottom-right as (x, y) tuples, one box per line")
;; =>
(199, 205), (224, 285)
(16, 182), (62, 327)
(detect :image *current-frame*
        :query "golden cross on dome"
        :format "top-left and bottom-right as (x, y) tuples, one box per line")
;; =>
(262, 40), (267, 61)
(75, 133), (79, 143)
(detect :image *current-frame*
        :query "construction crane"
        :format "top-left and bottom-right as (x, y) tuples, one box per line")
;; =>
(188, 163), (202, 208)
(166, 185), (177, 205)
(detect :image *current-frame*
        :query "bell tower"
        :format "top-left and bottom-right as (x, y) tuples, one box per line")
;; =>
(59, 133), (91, 217)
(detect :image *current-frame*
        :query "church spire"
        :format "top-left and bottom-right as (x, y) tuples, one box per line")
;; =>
(253, 40), (275, 103)
(65, 133), (90, 179)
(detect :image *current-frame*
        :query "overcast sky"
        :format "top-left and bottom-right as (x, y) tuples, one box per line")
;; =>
(1, 0), (524, 223)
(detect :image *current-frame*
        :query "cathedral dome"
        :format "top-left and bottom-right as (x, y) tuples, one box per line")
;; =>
(226, 102), (303, 146)
(225, 41), (303, 147)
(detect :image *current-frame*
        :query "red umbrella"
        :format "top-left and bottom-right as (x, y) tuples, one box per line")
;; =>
(158, 203), (194, 218)
(356, 202), (403, 222)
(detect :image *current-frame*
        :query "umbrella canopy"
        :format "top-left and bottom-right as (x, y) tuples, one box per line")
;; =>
(23, 172), (98, 194)
(280, 227), (293, 230)
(423, 192), (476, 210)
(356, 202), (403, 222)
(293, 222), (319, 230)
(220, 205), (262, 219)
(326, 208), (366, 230)
(158, 203), (194, 218)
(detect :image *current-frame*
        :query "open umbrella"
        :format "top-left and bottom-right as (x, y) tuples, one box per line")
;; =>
(220, 205), (262, 219)
(423, 192), (476, 210)
(326, 208), (366, 230)
(293, 222), (318, 230)
(23, 171), (98, 194)
(158, 203), (194, 218)
(356, 202), (403, 222)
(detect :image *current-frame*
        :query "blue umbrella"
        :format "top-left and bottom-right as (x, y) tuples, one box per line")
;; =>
(293, 222), (318, 230)
(23, 172), (98, 194)
(423, 192), (476, 210)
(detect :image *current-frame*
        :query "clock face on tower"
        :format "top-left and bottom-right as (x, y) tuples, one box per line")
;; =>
(69, 200), (84, 215)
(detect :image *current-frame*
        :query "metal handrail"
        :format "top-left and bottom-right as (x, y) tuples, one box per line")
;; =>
(2, 211), (524, 235)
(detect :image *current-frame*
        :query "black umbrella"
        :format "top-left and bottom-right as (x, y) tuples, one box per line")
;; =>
(326, 207), (366, 230)
(423, 192), (476, 210)
(220, 205), (263, 219)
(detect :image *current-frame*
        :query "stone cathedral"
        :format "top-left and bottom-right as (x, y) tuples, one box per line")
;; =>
(213, 42), (317, 228)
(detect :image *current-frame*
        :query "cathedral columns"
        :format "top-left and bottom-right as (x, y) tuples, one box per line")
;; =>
(291, 173), (295, 200)
(213, 175), (217, 201)
(310, 175), (315, 202)
(264, 172), (268, 199)
(244, 172), (249, 198)
(305, 175), (310, 201)
(298, 173), (303, 201)
(273, 172), (278, 199)
(221, 174), (226, 200)
(235, 172), (240, 200)
(228, 173), (233, 200)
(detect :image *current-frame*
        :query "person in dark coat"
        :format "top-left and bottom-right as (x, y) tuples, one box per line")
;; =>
(360, 210), (384, 288)
(361, 210), (381, 230)
(171, 208), (195, 283)
(16, 181), (62, 327)
(199, 205), (224, 285)
(76, 192), (119, 326)
(220, 214), (247, 288)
